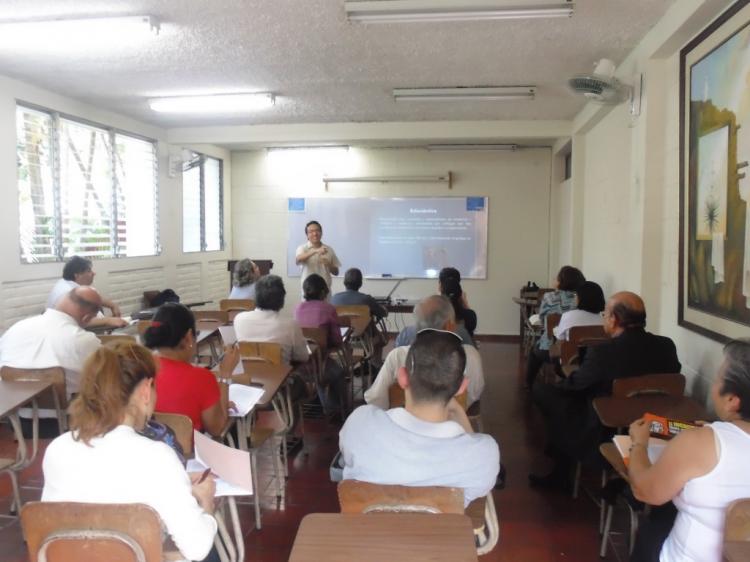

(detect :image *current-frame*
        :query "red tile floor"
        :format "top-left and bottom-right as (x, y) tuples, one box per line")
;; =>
(0, 341), (631, 561)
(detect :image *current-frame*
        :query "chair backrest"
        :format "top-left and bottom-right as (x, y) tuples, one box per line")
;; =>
(152, 411), (194, 457)
(142, 290), (160, 309)
(193, 310), (229, 325)
(21, 502), (163, 562)
(387, 383), (467, 411)
(0, 366), (67, 410)
(219, 299), (255, 312)
(97, 334), (137, 345)
(334, 305), (371, 336)
(546, 313), (561, 339)
(724, 498), (750, 541)
(238, 341), (282, 365)
(560, 325), (608, 364)
(611, 373), (686, 399)
(337, 480), (464, 515)
(302, 326), (328, 352)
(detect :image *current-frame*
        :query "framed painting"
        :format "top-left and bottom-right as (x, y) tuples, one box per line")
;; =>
(679, 0), (750, 342)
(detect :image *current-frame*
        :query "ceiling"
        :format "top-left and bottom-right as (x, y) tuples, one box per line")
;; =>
(0, 1), (676, 129)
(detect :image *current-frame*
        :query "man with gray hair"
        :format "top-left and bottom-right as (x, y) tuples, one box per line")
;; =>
(393, 296), (475, 348)
(364, 295), (485, 409)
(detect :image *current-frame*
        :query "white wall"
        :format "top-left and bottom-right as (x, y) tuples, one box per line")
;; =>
(564, 0), (736, 404)
(0, 74), (232, 329)
(231, 146), (553, 335)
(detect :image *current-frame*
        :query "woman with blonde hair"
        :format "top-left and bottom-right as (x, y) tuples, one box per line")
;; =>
(42, 341), (218, 562)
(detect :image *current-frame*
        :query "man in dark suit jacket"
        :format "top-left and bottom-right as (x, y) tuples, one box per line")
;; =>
(530, 291), (681, 488)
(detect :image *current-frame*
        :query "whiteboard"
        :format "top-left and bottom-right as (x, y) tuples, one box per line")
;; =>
(286, 197), (488, 279)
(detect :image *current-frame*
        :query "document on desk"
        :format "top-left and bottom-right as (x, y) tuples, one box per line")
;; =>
(612, 435), (667, 466)
(192, 430), (252, 496)
(228, 384), (265, 417)
(219, 326), (237, 346)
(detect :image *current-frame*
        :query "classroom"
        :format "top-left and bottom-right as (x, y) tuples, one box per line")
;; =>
(1, 1), (749, 561)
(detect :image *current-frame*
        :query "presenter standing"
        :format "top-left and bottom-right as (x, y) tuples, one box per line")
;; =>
(296, 220), (341, 293)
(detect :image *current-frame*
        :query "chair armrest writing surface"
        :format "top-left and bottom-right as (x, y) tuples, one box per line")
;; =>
(289, 513), (477, 562)
(724, 498), (750, 542)
(593, 395), (707, 429)
(599, 443), (629, 482)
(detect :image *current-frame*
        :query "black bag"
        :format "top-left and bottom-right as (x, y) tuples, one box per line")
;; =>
(151, 289), (180, 306)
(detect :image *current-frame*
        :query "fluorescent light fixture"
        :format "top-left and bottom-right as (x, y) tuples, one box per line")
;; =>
(393, 86), (535, 102)
(345, 0), (574, 23)
(0, 15), (159, 52)
(266, 145), (350, 152)
(427, 144), (518, 151)
(149, 93), (275, 113)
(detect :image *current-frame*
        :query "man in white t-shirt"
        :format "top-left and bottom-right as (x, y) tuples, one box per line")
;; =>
(0, 286), (102, 415)
(46, 256), (127, 329)
(365, 295), (484, 409)
(340, 329), (499, 506)
(295, 220), (341, 292)
(233, 275), (309, 366)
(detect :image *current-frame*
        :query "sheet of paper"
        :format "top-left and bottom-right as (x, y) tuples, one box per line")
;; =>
(193, 430), (253, 495)
(612, 435), (668, 465)
(196, 329), (217, 344)
(219, 325), (237, 346)
(228, 384), (265, 417)
(232, 359), (244, 376)
(185, 459), (252, 497)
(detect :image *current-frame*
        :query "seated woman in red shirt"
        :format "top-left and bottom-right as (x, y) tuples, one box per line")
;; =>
(143, 303), (238, 437)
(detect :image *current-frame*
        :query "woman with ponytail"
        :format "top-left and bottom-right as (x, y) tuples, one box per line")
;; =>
(440, 275), (478, 338)
(143, 302), (238, 437)
(42, 341), (218, 562)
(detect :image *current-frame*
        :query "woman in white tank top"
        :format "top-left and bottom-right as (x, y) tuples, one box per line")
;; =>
(626, 339), (750, 562)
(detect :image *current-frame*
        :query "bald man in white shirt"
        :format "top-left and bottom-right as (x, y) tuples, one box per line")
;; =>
(0, 287), (102, 415)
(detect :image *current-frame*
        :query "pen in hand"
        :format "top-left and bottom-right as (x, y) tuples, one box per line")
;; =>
(198, 467), (212, 484)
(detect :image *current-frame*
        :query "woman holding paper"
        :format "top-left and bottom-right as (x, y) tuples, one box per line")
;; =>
(627, 339), (750, 562)
(42, 341), (219, 562)
(143, 303), (239, 436)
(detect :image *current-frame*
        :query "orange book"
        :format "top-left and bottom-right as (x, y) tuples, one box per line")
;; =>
(643, 413), (699, 439)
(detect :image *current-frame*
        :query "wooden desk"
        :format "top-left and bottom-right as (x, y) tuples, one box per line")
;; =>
(289, 513), (478, 562)
(599, 443), (629, 481)
(725, 541), (750, 562)
(232, 362), (292, 407)
(0, 380), (54, 514)
(593, 395), (706, 429)
(0, 380), (55, 419)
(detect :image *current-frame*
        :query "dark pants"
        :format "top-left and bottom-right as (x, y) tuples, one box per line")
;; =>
(525, 347), (550, 388)
(630, 503), (677, 562)
(202, 545), (221, 562)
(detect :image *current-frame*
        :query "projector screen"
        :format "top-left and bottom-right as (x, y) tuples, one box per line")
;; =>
(286, 197), (488, 279)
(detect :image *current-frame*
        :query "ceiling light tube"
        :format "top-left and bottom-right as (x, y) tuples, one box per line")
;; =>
(345, 0), (574, 23)
(149, 93), (275, 113)
(427, 144), (519, 151)
(393, 86), (536, 101)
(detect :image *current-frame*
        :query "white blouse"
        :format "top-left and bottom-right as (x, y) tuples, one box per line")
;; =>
(43, 425), (217, 561)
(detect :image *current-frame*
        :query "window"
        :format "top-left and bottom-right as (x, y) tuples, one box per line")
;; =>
(16, 104), (159, 263)
(182, 152), (224, 252)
